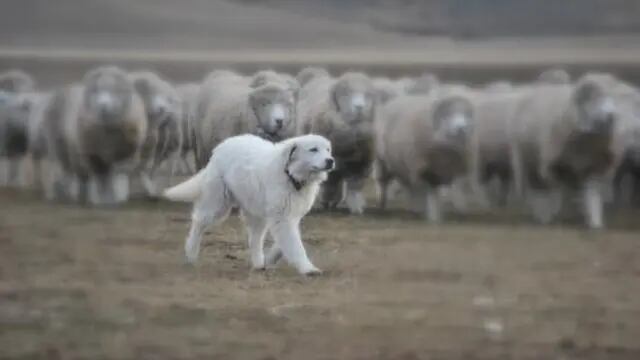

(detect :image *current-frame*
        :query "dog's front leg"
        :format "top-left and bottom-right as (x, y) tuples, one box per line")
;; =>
(269, 219), (321, 276)
(243, 214), (268, 270)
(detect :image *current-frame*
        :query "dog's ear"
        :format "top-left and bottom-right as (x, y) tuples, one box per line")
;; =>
(288, 143), (298, 162)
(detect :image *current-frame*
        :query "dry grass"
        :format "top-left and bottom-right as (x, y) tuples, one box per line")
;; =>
(1, 186), (639, 359)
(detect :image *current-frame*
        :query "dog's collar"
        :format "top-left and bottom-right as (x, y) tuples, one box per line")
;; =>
(285, 168), (304, 191)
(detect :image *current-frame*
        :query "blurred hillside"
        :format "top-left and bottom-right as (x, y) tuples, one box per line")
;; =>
(2, 0), (640, 51)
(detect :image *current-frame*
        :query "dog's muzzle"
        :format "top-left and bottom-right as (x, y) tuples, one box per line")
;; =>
(324, 158), (335, 171)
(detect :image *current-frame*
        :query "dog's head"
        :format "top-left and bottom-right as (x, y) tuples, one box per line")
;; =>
(431, 94), (473, 145)
(83, 66), (134, 121)
(283, 135), (334, 188)
(131, 71), (183, 129)
(250, 84), (295, 140)
(572, 74), (617, 134)
(330, 72), (375, 124)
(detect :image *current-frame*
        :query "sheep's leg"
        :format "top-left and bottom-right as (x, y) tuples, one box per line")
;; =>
(510, 142), (526, 201)
(583, 178), (604, 229)
(345, 177), (366, 215)
(529, 188), (562, 225)
(140, 171), (160, 197)
(374, 160), (392, 210)
(321, 172), (344, 210)
(425, 187), (442, 224)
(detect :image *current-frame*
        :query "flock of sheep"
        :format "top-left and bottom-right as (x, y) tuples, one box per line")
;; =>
(1, 65), (639, 229)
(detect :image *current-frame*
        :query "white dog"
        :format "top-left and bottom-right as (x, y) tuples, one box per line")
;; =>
(163, 134), (334, 275)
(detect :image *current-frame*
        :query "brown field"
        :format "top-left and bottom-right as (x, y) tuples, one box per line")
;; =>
(1, 183), (640, 359)
(2, 26), (640, 356)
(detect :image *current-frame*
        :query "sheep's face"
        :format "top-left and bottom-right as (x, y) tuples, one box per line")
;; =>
(573, 80), (616, 133)
(84, 66), (133, 121)
(0, 71), (35, 94)
(250, 85), (295, 140)
(432, 96), (473, 145)
(132, 74), (183, 129)
(332, 74), (375, 124)
(285, 135), (334, 185)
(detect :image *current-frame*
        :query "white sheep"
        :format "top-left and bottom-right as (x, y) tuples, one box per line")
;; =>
(297, 72), (377, 214)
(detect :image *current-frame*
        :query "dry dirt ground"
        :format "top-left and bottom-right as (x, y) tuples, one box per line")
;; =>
(1, 185), (639, 360)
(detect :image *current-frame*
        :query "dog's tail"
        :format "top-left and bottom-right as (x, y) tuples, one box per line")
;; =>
(163, 170), (205, 202)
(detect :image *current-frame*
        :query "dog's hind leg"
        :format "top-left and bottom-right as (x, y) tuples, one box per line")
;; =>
(269, 219), (320, 276)
(265, 240), (283, 267)
(242, 213), (269, 270)
(185, 175), (232, 264)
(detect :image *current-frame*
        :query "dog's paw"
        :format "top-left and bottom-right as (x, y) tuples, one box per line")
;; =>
(184, 253), (199, 265)
(251, 262), (266, 271)
(300, 266), (323, 276)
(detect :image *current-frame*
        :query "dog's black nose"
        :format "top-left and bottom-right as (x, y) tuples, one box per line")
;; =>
(325, 158), (334, 169)
(275, 118), (284, 128)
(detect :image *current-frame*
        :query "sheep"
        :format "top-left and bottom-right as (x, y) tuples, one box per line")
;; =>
(128, 71), (184, 196)
(0, 91), (54, 188)
(251, 70), (298, 93)
(0, 70), (35, 94)
(537, 67), (571, 85)
(39, 66), (147, 205)
(297, 72), (377, 214)
(508, 73), (622, 228)
(296, 66), (330, 88)
(372, 77), (407, 106)
(602, 78), (640, 207)
(193, 71), (296, 170)
(469, 88), (531, 207)
(250, 70), (299, 138)
(375, 91), (474, 222)
(0, 93), (31, 186)
(174, 82), (200, 175)
(24, 92), (54, 190)
(0, 70), (37, 185)
(483, 80), (514, 93)
(405, 72), (440, 95)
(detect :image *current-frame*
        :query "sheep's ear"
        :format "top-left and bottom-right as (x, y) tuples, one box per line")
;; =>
(248, 87), (263, 112)
(330, 82), (341, 112)
(0, 78), (17, 92)
(132, 77), (152, 100)
(432, 97), (456, 130)
(432, 96), (470, 130)
(573, 79), (603, 108)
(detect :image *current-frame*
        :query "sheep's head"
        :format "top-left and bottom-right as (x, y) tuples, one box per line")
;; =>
(250, 84), (295, 141)
(573, 76), (617, 134)
(331, 72), (375, 124)
(83, 66), (133, 121)
(432, 95), (473, 145)
(537, 68), (571, 85)
(0, 70), (35, 94)
(131, 72), (183, 129)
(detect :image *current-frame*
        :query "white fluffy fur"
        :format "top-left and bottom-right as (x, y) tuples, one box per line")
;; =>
(163, 134), (334, 275)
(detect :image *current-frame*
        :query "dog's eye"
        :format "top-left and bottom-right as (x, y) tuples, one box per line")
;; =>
(309, 147), (318, 153)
